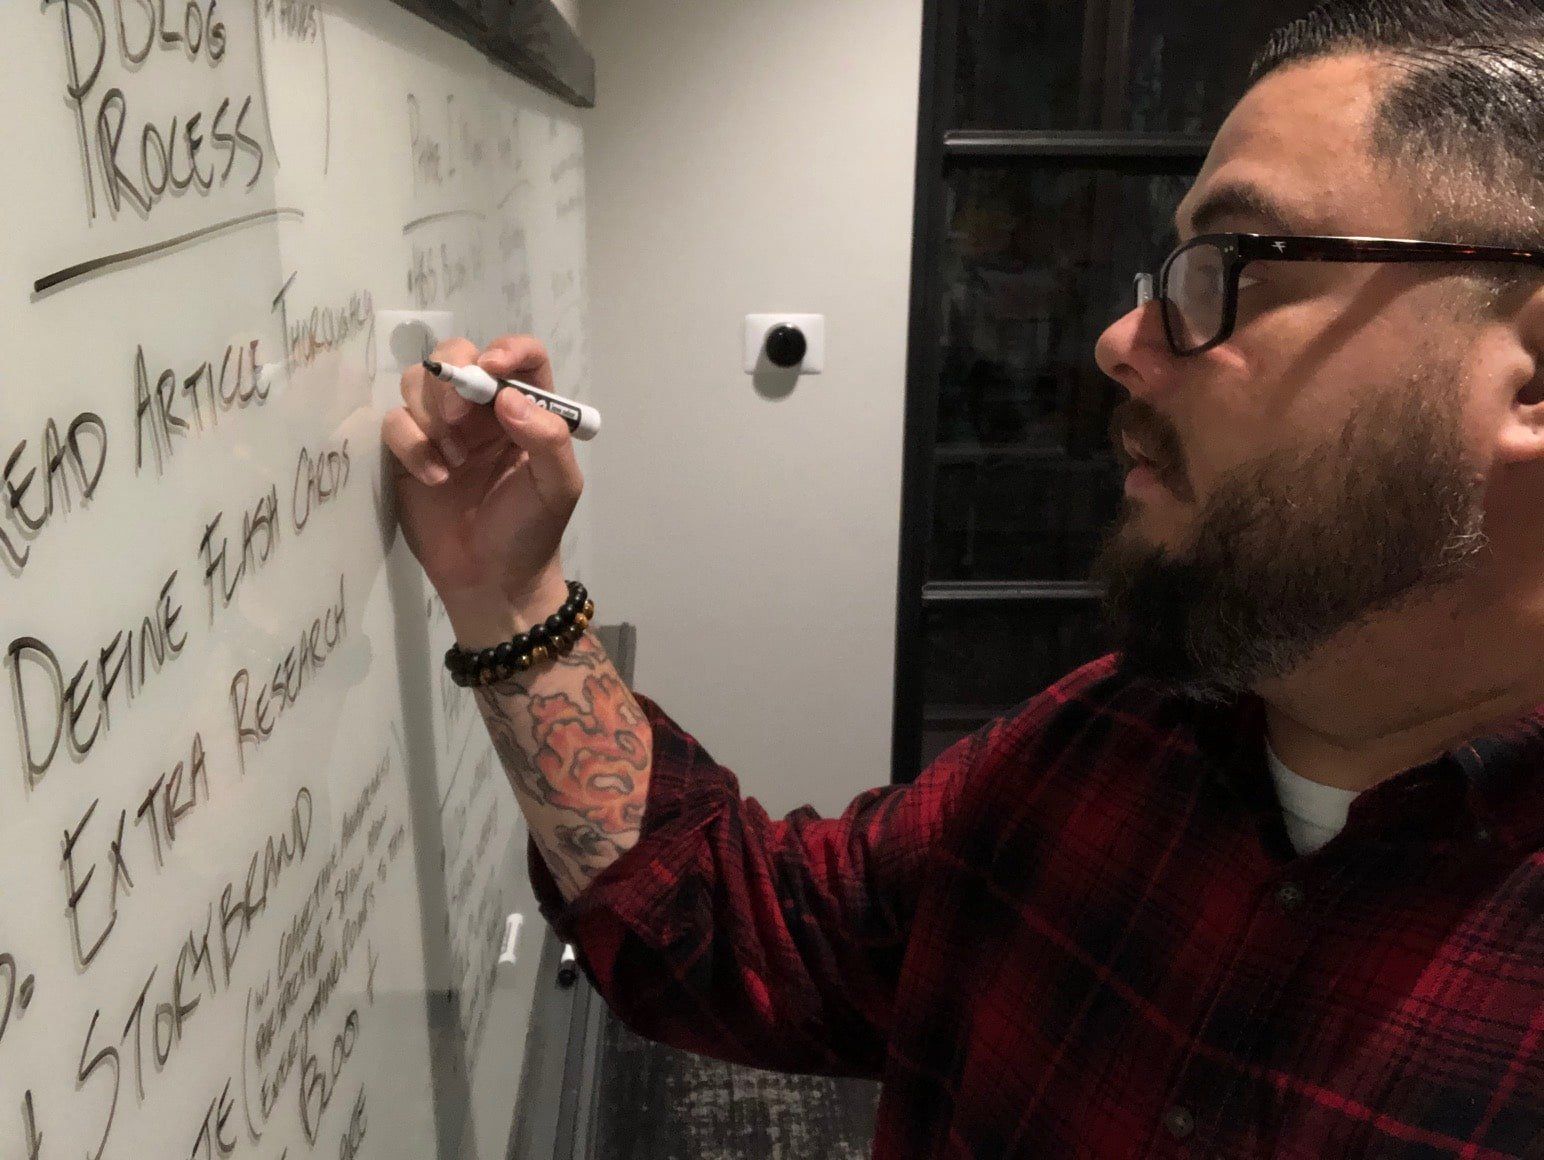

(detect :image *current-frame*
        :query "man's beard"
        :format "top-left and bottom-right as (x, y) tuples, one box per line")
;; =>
(1090, 368), (1489, 706)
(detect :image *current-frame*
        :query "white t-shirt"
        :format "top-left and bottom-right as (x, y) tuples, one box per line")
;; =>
(1265, 740), (1361, 855)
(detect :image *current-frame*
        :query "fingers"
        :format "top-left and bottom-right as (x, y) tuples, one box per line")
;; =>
(423, 336), (535, 455)
(437, 334), (478, 425)
(401, 336), (478, 465)
(395, 333), (569, 490)
(491, 385), (584, 510)
(382, 408), (450, 486)
(432, 335), (479, 366)
(479, 334), (556, 395)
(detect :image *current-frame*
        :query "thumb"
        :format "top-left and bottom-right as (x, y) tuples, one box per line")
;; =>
(492, 386), (584, 506)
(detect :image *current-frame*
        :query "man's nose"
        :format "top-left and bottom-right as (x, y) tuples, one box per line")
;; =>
(1094, 294), (1171, 399)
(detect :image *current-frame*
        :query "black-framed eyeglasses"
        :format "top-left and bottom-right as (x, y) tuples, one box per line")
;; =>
(1134, 233), (1544, 357)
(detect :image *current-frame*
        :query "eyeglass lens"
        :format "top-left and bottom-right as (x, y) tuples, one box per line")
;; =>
(1164, 241), (1227, 353)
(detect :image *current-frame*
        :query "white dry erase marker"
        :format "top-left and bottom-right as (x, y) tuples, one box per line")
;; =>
(557, 943), (579, 988)
(423, 360), (602, 441)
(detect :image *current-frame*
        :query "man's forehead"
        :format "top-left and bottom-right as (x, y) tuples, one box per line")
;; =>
(1176, 54), (1400, 238)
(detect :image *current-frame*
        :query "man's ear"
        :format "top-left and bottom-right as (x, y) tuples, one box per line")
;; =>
(1494, 280), (1544, 464)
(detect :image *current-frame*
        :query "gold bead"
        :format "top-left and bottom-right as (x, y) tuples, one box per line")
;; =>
(573, 612), (590, 632)
(515, 653), (533, 671)
(529, 644), (551, 665)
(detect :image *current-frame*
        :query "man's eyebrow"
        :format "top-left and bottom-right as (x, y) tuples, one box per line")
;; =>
(1176, 183), (1298, 239)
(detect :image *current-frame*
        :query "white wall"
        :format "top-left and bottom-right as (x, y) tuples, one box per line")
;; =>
(580, 0), (923, 817)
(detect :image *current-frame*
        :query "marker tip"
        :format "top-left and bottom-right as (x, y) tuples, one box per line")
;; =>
(422, 359), (443, 375)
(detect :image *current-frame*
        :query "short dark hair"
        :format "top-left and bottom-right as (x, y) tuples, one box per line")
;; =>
(1251, 0), (1543, 293)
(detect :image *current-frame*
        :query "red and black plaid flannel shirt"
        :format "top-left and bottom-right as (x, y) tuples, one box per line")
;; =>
(529, 655), (1544, 1157)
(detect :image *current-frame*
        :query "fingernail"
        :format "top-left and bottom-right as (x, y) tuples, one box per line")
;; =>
(440, 437), (467, 467)
(423, 462), (450, 485)
(443, 392), (471, 422)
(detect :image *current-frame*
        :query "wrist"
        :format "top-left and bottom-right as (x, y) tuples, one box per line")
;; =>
(446, 572), (574, 649)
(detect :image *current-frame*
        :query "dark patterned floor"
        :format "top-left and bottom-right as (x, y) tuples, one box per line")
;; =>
(592, 1013), (880, 1160)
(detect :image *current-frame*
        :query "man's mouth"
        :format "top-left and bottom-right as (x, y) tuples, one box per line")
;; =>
(1121, 433), (1163, 473)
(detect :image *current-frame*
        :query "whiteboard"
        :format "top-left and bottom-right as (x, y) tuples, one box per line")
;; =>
(0, 0), (590, 1154)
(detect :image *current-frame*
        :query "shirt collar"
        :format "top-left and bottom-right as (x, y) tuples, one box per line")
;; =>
(1449, 706), (1544, 850)
(1177, 686), (1544, 852)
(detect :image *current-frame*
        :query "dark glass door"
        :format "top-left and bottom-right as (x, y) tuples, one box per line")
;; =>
(895, 0), (1320, 777)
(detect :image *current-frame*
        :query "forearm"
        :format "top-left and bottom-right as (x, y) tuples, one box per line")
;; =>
(451, 580), (654, 902)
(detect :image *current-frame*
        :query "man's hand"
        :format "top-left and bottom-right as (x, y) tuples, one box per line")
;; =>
(381, 334), (584, 644)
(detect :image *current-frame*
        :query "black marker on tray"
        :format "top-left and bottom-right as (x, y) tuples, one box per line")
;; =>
(422, 360), (602, 441)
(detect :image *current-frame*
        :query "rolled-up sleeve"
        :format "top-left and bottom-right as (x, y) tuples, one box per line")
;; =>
(528, 691), (981, 1078)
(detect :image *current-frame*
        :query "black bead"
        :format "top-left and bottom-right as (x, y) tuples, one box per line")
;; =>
(442, 582), (594, 689)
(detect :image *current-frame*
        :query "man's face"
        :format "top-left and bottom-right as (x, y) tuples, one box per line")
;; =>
(1089, 53), (1495, 705)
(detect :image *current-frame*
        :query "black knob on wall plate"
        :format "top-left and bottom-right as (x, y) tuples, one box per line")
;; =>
(765, 324), (808, 368)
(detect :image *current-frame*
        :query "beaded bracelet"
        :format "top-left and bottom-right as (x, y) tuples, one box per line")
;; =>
(444, 580), (594, 687)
